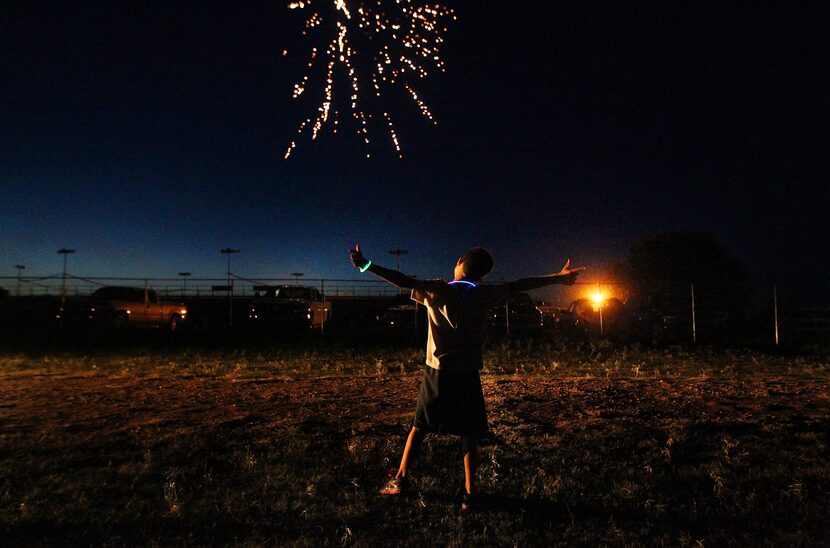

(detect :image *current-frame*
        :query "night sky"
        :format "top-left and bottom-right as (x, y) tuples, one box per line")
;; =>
(1, 2), (826, 304)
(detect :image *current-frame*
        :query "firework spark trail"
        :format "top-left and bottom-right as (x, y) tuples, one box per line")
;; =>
(283, 0), (455, 159)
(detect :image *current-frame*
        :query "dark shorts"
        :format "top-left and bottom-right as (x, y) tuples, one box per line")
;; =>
(413, 365), (488, 438)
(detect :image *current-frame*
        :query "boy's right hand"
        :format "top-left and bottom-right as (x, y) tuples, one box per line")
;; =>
(349, 244), (369, 270)
(556, 259), (586, 285)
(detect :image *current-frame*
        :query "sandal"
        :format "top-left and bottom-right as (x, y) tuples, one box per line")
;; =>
(379, 474), (408, 496)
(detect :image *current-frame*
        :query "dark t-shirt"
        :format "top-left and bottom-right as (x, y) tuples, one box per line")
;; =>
(411, 280), (509, 371)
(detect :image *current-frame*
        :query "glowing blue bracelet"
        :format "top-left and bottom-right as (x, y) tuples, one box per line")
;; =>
(449, 280), (477, 288)
(359, 260), (372, 273)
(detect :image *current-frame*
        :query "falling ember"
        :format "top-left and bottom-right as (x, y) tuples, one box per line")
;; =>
(383, 112), (402, 158)
(282, 0), (455, 159)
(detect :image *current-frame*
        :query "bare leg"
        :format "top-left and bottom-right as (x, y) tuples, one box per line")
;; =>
(462, 436), (477, 495)
(397, 426), (425, 478)
(380, 426), (425, 495)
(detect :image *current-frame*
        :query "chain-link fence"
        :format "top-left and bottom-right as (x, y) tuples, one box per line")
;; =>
(0, 274), (826, 348)
(0, 274), (400, 299)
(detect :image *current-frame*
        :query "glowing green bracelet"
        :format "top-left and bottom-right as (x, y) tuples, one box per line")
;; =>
(359, 259), (372, 273)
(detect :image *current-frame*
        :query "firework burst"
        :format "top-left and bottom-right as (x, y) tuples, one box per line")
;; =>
(283, 0), (456, 159)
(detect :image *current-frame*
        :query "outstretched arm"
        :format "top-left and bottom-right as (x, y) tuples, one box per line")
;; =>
(506, 259), (585, 292)
(349, 244), (426, 289)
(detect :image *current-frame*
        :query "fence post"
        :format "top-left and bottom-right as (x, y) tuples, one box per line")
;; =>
(773, 285), (779, 346)
(414, 301), (419, 337)
(504, 298), (510, 337)
(320, 279), (326, 337)
(691, 283), (696, 344)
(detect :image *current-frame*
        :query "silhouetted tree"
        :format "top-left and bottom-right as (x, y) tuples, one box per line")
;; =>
(614, 231), (751, 332)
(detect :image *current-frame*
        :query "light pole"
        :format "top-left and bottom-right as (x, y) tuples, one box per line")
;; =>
(389, 249), (408, 295)
(14, 264), (25, 297)
(220, 248), (239, 327)
(388, 249), (409, 271)
(58, 249), (76, 331)
(291, 272), (304, 284)
(178, 272), (191, 297)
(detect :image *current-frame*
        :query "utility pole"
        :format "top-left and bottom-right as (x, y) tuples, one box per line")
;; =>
(178, 272), (191, 298)
(220, 248), (239, 327)
(58, 249), (76, 332)
(14, 264), (25, 297)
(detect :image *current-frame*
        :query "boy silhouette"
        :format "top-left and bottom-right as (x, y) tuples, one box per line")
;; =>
(349, 244), (583, 512)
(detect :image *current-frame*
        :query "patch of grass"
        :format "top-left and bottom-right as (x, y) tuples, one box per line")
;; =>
(1, 346), (828, 545)
(1, 344), (827, 379)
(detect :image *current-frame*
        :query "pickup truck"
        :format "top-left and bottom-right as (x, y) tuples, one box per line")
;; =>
(84, 286), (188, 331)
(248, 285), (331, 329)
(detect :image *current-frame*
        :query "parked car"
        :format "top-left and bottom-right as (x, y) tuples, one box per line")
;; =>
(490, 292), (543, 335)
(536, 302), (570, 328)
(378, 294), (427, 334)
(82, 286), (188, 331)
(2, 295), (62, 336)
(248, 285), (331, 329)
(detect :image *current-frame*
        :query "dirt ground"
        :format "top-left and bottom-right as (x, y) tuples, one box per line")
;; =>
(2, 368), (829, 546)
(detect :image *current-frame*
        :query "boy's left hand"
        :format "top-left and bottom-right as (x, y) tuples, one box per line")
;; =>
(556, 259), (585, 285)
(349, 243), (369, 270)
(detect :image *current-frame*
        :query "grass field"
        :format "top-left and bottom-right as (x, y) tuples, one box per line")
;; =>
(1, 345), (829, 546)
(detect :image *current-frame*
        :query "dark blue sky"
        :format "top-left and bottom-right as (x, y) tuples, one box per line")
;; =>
(1, 2), (826, 304)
